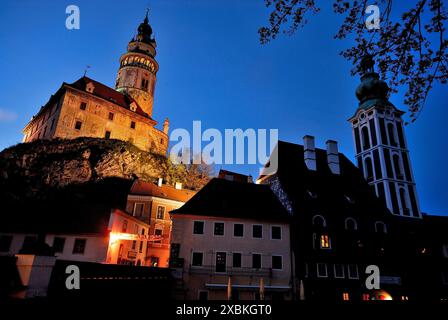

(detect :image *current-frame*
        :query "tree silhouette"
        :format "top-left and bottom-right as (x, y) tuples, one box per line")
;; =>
(259, 0), (447, 123)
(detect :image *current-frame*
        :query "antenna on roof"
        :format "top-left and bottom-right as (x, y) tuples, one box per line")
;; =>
(83, 65), (91, 77)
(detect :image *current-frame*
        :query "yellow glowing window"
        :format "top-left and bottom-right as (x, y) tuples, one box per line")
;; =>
(320, 235), (330, 248)
(343, 292), (350, 301)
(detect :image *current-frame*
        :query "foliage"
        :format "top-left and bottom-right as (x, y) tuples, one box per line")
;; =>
(259, 0), (448, 123)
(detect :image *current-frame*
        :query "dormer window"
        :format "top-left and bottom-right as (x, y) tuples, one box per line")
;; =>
(86, 82), (95, 93)
(130, 102), (137, 112)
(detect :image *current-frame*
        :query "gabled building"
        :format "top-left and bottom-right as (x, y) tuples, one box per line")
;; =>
(126, 179), (197, 268)
(170, 178), (293, 300)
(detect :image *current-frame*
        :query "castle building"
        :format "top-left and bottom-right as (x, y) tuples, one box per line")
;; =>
(348, 55), (421, 218)
(22, 13), (169, 155)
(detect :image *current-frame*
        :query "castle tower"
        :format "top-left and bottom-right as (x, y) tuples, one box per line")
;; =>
(115, 11), (159, 117)
(348, 55), (421, 218)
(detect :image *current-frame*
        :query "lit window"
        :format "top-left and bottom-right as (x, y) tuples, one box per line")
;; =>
(343, 292), (350, 301)
(320, 235), (331, 249)
(401, 296), (409, 301)
(156, 206), (165, 220)
(362, 294), (370, 301)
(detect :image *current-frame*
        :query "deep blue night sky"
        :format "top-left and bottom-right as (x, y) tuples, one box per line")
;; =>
(0, 0), (446, 215)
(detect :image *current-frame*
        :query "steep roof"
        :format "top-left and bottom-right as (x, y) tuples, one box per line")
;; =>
(259, 140), (392, 224)
(171, 178), (290, 222)
(67, 76), (153, 121)
(129, 180), (196, 203)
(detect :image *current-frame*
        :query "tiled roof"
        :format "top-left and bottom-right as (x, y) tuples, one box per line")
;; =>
(171, 178), (290, 222)
(67, 76), (153, 120)
(129, 180), (197, 203)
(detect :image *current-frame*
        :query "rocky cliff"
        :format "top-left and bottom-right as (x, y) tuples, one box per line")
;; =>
(0, 137), (196, 199)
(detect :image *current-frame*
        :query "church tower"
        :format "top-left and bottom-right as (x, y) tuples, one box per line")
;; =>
(115, 11), (159, 117)
(348, 55), (421, 218)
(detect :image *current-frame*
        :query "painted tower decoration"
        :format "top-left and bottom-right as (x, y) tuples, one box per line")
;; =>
(115, 11), (159, 118)
(349, 55), (421, 218)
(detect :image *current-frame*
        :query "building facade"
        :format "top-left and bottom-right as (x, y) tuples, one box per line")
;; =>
(170, 178), (293, 300)
(22, 14), (169, 155)
(126, 179), (197, 268)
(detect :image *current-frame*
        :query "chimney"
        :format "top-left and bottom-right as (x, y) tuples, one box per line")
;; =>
(303, 135), (316, 171)
(175, 182), (182, 190)
(326, 140), (340, 175)
(163, 118), (170, 135)
(157, 178), (163, 187)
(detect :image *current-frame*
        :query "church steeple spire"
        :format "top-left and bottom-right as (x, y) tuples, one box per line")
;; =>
(348, 56), (421, 218)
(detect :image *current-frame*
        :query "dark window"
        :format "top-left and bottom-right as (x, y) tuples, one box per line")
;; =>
(271, 226), (282, 240)
(0, 235), (13, 252)
(354, 127), (361, 154)
(130, 121), (136, 129)
(52, 237), (65, 253)
(80, 102), (87, 110)
(232, 253), (242, 268)
(73, 239), (86, 254)
(22, 236), (37, 249)
(334, 264), (345, 278)
(369, 119), (377, 146)
(373, 149), (382, 179)
(252, 254), (262, 269)
(105, 131), (111, 139)
(400, 188), (410, 215)
(317, 263), (328, 277)
(365, 157), (374, 182)
(388, 123), (397, 146)
(234, 224), (244, 237)
(345, 218), (357, 231)
(192, 252), (203, 266)
(214, 222), (224, 236)
(215, 252), (226, 272)
(253, 225), (263, 238)
(132, 240), (137, 250)
(389, 182), (400, 215)
(50, 119), (55, 130)
(122, 220), (128, 233)
(361, 126), (370, 150)
(139, 241), (143, 253)
(193, 221), (204, 235)
(379, 117), (387, 144)
(108, 112), (114, 121)
(74, 121), (82, 130)
(396, 122), (406, 148)
(134, 203), (144, 217)
(393, 154), (403, 179)
(272, 256), (282, 270)
(348, 264), (359, 279)
(156, 206), (165, 219)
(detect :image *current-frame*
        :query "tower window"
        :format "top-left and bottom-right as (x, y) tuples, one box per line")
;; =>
(80, 102), (87, 110)
(141, 78), (149, 90)
(364, 157), (374, 182)
(399, 188), (410, 216)
(74, 121), (82, 130)
(105, 131), (111, 139)
(130, 121), (136, 129)
(388, 123), (397, 146)
(361, 126), (370, 150)
(393, 154), (403, 180)
(108, 112), (114, 121)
